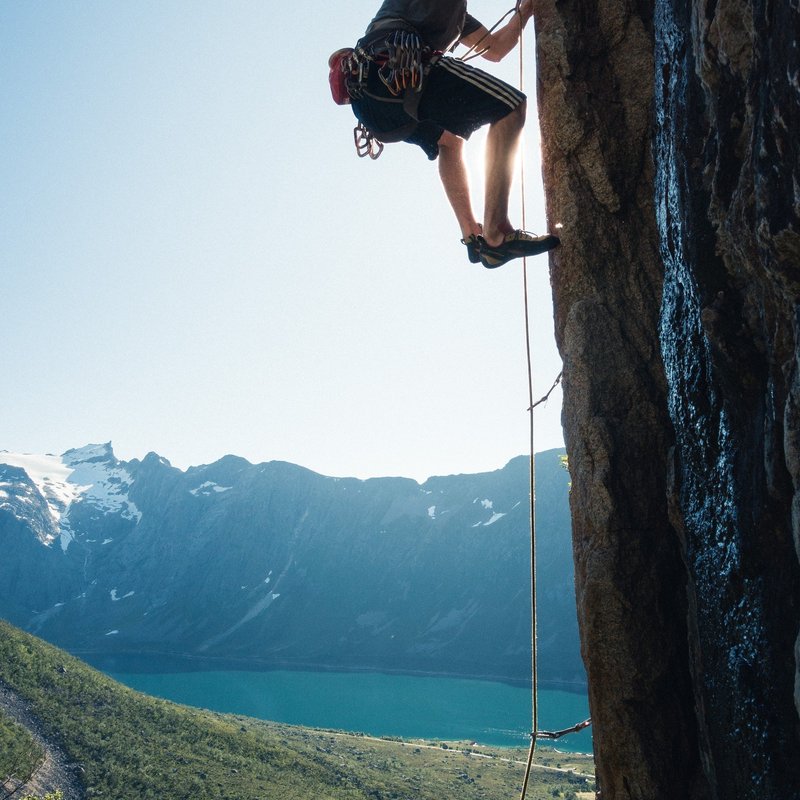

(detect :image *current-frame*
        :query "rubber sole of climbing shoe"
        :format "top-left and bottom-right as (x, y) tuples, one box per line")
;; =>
(461, 234), (482, 264)
(478, 231), (560, 269)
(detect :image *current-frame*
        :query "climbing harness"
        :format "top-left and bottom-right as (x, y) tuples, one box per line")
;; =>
(331, 26), (443, 159)
(333, 4), (524, 158)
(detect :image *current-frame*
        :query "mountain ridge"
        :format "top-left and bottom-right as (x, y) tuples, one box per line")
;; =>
(0, 445), (583, 687)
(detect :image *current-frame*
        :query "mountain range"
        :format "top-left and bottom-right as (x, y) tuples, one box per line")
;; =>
(0, 444), (583, 686)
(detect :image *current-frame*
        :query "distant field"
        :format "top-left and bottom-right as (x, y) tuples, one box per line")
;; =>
(0, 620), (594, 799)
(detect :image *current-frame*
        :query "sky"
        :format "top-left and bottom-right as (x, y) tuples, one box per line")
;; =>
(0, 0), (564, 482)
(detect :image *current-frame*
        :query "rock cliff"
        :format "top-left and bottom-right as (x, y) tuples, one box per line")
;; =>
(535, 0), (799, 797)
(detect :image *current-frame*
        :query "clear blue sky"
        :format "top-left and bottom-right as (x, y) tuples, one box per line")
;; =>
(0, 0), (564, 481)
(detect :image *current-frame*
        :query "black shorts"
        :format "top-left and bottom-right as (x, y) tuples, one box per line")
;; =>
(351, 55), (526, 160)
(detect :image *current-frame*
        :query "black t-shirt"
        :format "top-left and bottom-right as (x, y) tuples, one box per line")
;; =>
(365, 0), (482, 51)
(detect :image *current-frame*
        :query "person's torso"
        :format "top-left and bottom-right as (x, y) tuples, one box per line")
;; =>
(365, 0), (474, 51)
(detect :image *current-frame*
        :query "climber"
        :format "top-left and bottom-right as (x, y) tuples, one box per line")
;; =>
(329, 0), (559, 269)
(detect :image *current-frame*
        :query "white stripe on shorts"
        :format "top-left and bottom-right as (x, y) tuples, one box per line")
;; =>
(436, 56), (524, 109)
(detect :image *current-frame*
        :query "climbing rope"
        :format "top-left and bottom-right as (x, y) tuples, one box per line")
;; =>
(509, 8), (591, 799)
(458, 6), (590, 794)
(515, 9), (540, 798)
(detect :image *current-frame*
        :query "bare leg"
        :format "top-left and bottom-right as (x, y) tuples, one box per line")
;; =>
(437, 131), (482, 239)
(482, 101), (526, 245)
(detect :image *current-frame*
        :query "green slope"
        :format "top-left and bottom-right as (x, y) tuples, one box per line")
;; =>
(0, 620), (593, 799)
(0, 708), (42, 787)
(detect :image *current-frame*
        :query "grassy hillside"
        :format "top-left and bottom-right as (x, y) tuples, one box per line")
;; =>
(0, 708), (42, 787)
(0, 620), (593, 799)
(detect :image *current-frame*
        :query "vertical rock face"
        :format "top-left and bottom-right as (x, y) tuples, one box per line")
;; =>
(654, 0), (800, 797)
(536, 0), (800, 796)
(535, 3), (707, 797)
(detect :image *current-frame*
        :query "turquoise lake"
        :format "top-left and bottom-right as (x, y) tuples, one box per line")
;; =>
(106, 668), (592, 753)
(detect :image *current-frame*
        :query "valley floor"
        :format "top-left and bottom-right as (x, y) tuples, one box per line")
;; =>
(1, 671), (594, 800)
(1, 619), (595, 800)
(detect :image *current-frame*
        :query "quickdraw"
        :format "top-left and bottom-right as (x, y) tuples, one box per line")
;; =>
(346, 48), (370, 101)
(376, 30), (425, 95)
(353, 122), (384, 160)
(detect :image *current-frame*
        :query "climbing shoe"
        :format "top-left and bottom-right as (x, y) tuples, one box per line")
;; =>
(478, 230), (560, 269)
(461, 234), (482, 264)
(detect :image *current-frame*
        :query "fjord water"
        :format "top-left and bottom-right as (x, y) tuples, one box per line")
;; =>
(106, 667), (591, 753)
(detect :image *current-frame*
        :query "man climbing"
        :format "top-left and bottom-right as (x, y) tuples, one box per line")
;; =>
(329, 0), (559, 269)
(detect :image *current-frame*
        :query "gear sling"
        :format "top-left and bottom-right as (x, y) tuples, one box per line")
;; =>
(328, 26), (442, 159)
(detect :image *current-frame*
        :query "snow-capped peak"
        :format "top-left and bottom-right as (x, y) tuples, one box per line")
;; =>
(0, 444), (141, 549)
(63, 442), (115, 465)
(0, 451), (83, 522)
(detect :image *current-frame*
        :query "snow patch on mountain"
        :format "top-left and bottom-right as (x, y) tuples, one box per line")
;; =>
(62, 444), (141, 522)
(190, 481), (233, 496)
(59, 530), (74, 552)
(0, 444), (141, 549)
(0, 465), (62, 544)
(0, 452), (84, 524)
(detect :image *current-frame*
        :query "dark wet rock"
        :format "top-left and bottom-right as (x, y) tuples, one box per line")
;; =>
(536, 0), (799, 797)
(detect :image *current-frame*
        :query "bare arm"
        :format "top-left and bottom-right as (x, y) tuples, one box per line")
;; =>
(459, 0), (533, 62)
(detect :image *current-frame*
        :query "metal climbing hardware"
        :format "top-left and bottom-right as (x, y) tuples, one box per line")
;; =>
(353, 122), (384, 160)
(349, 30), (435, 99)
(342, 30), (442, 159)
(377, 30), (425, 95)
(328, 47), (378, 105)
(329, 48), (356, 106)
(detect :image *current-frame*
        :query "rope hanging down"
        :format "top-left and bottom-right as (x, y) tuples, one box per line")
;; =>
(515, 8), (539, 797)
(507, 8), (591, 800)
(517, 11), (538, 792)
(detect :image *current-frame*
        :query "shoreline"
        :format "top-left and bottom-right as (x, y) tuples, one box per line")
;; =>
(74, 647), (588, 693)
(85, 655), (593, 755)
